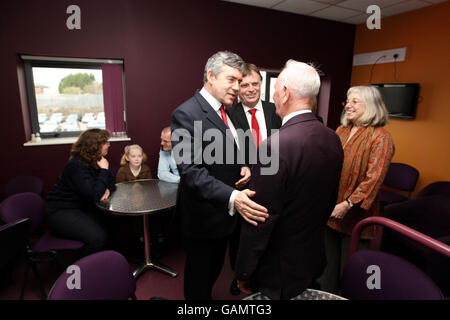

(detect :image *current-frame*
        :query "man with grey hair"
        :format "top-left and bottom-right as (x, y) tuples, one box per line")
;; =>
(235, 60), (344, 299)
(171, 51), (269, 300)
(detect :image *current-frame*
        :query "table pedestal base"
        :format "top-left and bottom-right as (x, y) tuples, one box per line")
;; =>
(133, 260), (178, 279)
(133, 214), (178, 279)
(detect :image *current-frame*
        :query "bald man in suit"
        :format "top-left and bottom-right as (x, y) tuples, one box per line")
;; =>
(235, 60), (343, 300)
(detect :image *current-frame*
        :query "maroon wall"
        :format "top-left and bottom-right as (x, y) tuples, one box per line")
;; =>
(0, 0), (355, 194)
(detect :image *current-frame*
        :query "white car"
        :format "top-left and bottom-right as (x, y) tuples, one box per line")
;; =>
(96, 112), (105, 121)
(66, 113), (81, 122)
(38, 113), (48, 124)
(82, 113), (95, 123)
(87, 119), (106, 129)
(40, 120), (61, 133)
(50, 113), (64, 124)
(63, 121), (81, 132)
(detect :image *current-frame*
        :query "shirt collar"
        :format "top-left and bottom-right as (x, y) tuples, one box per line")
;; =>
(242, 100), (262, 113)
(200, 87), (222, 112)
(282, 110), (312, 126)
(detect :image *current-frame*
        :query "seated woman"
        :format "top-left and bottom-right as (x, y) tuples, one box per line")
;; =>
(45, 128), (116, 256)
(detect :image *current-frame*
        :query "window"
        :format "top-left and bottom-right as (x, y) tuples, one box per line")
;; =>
(259, 70), (280, 103)
(22, 55), (126, 139)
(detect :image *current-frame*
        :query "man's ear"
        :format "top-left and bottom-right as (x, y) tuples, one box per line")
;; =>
(206, 69), (215, 84)
(282, 86), (289, 104)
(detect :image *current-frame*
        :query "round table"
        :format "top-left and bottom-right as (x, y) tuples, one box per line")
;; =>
(97, 179), (178, 278)
(243, 289), (347, 300)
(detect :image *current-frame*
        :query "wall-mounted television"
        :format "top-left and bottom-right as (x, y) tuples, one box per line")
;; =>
(371, 83), (420, 119)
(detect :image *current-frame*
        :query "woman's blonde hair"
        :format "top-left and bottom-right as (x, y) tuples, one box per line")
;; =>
(120, 144), (147, 166)
(341, 86), (389, 127)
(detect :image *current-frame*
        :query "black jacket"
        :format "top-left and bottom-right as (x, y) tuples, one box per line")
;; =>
(171, 90), (245, 239)
(46, 157), (116, 211)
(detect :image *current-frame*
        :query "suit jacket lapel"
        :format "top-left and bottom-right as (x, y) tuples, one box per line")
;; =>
(234, 103), (251, 132)
(262, 101), (274, 137)
(194, 91), (236, 145)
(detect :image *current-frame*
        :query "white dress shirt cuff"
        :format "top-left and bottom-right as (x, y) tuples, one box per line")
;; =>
(228, 190), (240, 216)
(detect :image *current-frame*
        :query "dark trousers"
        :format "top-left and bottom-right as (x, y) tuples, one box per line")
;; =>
(45, 207), (109, 256)
(183, 236), (228, 300)
(228, 216), (242, 271)
(318, 226), (370, 294)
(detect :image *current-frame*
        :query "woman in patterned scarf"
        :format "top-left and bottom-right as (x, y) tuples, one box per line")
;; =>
(319, 86), (395, 294)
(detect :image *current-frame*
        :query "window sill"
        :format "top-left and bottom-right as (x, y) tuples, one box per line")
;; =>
(23, 135), (131, 147)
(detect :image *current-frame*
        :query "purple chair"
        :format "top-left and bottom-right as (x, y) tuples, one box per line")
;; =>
(340, 217), (449, 300)
(0, 218), (30, 290)
(1, 175), (44, 201)
(382, 192), (450, 296)
(379, 162), (419, 207)
(0, 192), (84, 299)
(415, 181), (450, 198)
(47, 250), (136, 300)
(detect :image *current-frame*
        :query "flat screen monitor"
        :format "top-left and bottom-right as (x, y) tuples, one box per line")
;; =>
(371, 83), (420, 119)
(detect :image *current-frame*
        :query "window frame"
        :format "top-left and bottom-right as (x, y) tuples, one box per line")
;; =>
(21, 55), (126, 139)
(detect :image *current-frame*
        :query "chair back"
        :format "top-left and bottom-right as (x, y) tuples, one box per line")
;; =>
(341, 250), (443, 300)
(0, 218), (30, 269)
(0, 192), (45, 233)
(415, 181), (450, 198)
(341, 217), (449, 300)
(1, 175), (44, 201)
(383, 162), (419, 194)
(383, 195), (450, 296)
(47, 250), (136, 300)
(380, 163), (419, 206)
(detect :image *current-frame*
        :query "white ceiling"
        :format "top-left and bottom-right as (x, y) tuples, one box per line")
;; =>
(221, 0), (448, 24)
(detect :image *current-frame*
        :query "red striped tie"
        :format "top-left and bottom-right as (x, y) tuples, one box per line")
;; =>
(248, 108), (261, 148)
(220, 105), (229, 128)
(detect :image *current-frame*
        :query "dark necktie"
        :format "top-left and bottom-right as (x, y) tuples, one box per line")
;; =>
(248, 108), (261, 148)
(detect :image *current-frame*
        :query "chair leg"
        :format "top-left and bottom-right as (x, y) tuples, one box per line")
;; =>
(29, 261), (47, 300)
(20, 261), (30, 300)
(54, 253), (66, 272)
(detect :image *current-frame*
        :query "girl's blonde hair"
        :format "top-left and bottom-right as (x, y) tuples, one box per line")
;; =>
(120, 144), (147, 166)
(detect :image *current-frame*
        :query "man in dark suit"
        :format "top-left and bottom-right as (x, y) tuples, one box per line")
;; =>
(170, 51), (269, 300)
(235, 60), (344, 300)
(228, 63), (282, 155)
(227, 63), (282, 295)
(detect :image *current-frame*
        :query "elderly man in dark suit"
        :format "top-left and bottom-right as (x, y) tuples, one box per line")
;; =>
(235, 60), (344, 300)
(227, 63), (282, 295)
(171, 51), (269, 300)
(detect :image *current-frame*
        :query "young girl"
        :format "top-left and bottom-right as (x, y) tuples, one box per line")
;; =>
(116, 144), (152, 183)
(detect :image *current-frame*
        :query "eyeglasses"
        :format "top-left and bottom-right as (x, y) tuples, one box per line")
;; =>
(342, 99), (364, 107)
